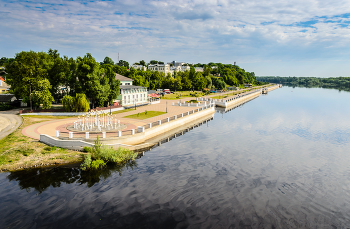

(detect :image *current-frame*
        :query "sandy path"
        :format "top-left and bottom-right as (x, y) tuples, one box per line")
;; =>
(0, 116), (10, 132)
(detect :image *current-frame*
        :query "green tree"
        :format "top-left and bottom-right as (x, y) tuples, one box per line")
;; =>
(75, 53), (109, 108)
(117, 60), (129, 69)
(100, 56), (114, 66)
(6, 50), (54, 108)
(139, 60), (146, 66)
(30, 79), (54, 109)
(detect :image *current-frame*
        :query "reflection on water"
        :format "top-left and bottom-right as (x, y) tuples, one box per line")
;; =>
(7, 161), (138, 193)
(1, 86), (350, 228)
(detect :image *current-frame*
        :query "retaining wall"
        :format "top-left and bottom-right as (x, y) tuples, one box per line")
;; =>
(215, 90), (261, 107)
(40, 106), (215, 150)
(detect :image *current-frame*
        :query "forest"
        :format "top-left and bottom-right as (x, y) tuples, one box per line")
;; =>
(256, 76), (350, 91)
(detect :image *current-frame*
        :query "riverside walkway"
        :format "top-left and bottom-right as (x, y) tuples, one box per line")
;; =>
(22, 97), (209, 140)
(22, 84), (280, 150)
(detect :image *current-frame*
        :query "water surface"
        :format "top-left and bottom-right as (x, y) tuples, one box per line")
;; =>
(1, 87), (350, 228)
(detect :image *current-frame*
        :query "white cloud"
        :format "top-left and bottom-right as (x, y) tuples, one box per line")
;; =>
(1, 0), (350, 76)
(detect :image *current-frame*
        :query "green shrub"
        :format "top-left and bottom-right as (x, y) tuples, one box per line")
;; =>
(83, 146), (92, 152)
(62, 95), (75, 112)
(81, 154), (92, 171)
(23, 152), (29, 156)
(80, 136), (137, 170)
(62, 93), (90, 112)
(90, 159), (106, 169)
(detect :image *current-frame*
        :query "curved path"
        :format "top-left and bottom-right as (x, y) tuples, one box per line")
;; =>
(22, 99), (198, 140)
(0, 110), (23, 140)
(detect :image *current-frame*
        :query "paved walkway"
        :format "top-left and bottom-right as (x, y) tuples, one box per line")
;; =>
(0, 111), (23, 140)
(22, 97), (206, 140)
(21, 86), (267, 140)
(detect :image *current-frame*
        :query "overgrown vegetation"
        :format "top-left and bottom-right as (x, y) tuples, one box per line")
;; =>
(81, 136), (137, 171)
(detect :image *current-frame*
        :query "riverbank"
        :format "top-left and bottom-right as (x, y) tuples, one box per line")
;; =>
(0, 84), (278, 172)
(0, 116), (84, 172)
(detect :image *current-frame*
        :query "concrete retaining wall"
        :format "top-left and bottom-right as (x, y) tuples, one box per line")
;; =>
(103, 106), (215, 145)
(40, 134), (135, 151)
(40, 106), (215, 150)
(215, 90), (261, 107)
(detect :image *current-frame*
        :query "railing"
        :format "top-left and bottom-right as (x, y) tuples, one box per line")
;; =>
(56, 103), (215, 140)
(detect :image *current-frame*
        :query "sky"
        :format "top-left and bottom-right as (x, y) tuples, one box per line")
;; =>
(1, 0), (350, 77)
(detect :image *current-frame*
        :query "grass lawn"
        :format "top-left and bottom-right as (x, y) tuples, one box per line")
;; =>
(0, 116), (83, 172)
(210, 89), (251, 99)
(160, 91), (210, 100)
(123, 111), (167, 120)
(111, 108), (134, 115)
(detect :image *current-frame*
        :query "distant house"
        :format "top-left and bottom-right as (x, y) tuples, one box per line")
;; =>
(148, 64), (171, 75)
(244, 83), (252, 88)
(131, 65), (147, 71)
(115, 74), (147, 106)
(0, 77), (10, 93)
(194, 67), (204, 72)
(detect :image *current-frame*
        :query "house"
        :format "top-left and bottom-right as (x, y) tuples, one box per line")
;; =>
(115, 74), (148, 106)
(131, 65), (147, 71)
(115, 73), (134, 86)
(147, 64), (171, 75)
(194, 67), (204, 72)
(0, 77), (10, 93)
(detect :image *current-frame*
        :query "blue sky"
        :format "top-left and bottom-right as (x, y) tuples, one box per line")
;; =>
(1, 0), (350, 77)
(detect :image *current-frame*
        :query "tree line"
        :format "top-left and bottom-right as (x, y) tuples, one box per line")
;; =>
(256, 76), (350, 91)
(2, 49), (263, 109)
(5, 49), (121, 109)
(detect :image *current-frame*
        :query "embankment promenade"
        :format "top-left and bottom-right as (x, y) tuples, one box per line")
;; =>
(22, 84), (281, 151)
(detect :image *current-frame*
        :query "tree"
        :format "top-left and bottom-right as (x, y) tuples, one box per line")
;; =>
(205, 75), (212, 89)
(139, 60), (146, 66)
(101, 64), (120, 105)
(193, 72), (206, 90)
(117, 60), (129, 69)
(100, 56), (114, 66)
(30, 79), (54, 109)
(6, 50), (53, 108)
(76, 53), (109, 108)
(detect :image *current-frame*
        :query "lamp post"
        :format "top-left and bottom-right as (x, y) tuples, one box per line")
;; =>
(166, 101), (167, 113)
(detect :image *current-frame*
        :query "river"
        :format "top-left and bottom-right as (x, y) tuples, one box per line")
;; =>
(1, 86), (350, 228)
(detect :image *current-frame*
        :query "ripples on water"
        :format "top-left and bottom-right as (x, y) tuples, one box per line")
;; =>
(1, 87), (350, 228)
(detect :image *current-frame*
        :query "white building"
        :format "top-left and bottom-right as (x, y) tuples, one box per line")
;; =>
(194, 67), (204, 72)
(131, 65), (147, 71)
(147, 64), (171, 75)
(115, 74), (148, 106)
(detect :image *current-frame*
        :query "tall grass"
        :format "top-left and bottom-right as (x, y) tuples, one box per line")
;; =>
(81, 136), (137, 170)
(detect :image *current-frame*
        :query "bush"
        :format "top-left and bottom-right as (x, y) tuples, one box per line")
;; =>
(81, 154), (92, 171)
(83, 146), (92, 153)
(80, 136), (137, 170)
(62, 93), (90, 112)
(90, 159), (106, 169)
(62, 95), (75, 112)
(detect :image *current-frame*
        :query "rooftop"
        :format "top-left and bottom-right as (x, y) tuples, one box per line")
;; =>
(115, 73), (133, 82)
(120, 85), (146, 89)
(0, 94), (16, 102)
